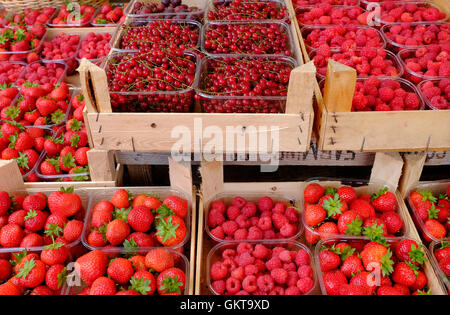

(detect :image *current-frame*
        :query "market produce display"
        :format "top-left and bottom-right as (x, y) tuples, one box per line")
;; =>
(419, 78), (450, 110)
(206, 0), (288, 21)
(209, 242), (315, 295)
(77, 32), (112, 61)
(0, 26), (45, 62)
(430, 241), (450, 293)
(127, 0), (203, 20)
(381, 23), (450, 50)
(317, 238), (432, 295)
(49, 4), (97, 27)
(0, 7), (56, 27)
(92, 3), (127, 26)
(41, 33), (81, 75)
(16, 61), (66, 86)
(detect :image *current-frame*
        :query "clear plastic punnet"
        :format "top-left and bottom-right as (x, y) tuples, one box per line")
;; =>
(204, 191), (303, 243)
(110, 18), (201, 53)
(295, 5), (366, 27)
(398, 47), (448, 84)
(418, 78), (450, 110)
(301, 178), (410, 244)
(196, 54), (297, 113)
(406, 180), (450, 243)
(16, 60), (67, 87)
(2, 6), (58, 27)
(205, 0), (289, 23)
(0, 27), (47, 62)
(90, 2), (127, 27)
(61, 247), (190, 295)
(374, 1), (448, 25)
(47, 5), (99, 28)
(207, 240), (316, 295)
(81, 187), (192, 251)
(201, 21), (295, 58)
(124, 0), (206, 21)
(40, 33), (82, 75)
(294, 0), (360, 7)
(428, 241), (450, 294)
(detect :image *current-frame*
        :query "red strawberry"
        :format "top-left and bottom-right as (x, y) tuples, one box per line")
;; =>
(304, 183), (325, 204)
(0, 191), (11, 216)
(107, 258), (134, 285)
(47, 187), (82, 218)
(129, 270), (156, 295)
(337, 186), (357, 204)
(40, 242), (69, 265)
(128, 206), (153, 233)
(111, 189), (130, 209)
(105, 219), (130, 246)
(63, 220), (83, 243)
(89, 277), (116, 295)
(45, 264), (67, 291)
(319, 249), (341, 272)
(163, 195), (188, 219)
(145, 248), (174, 273)
(155, 215), (186, 247)
(74, 147), (89, 166)
(75, 250), (108, 285)
(0, 223), (24, 248)
(156, 267), (186, 295)
(392, 262), (417, 287)
(15, 257), (46, 288)
(24, 209), (47, 232)
(0, 281), (21, 295)
(304, 204), (326, 226)
(323, 270), (347, 296)
(371, 188), (397, 212)
(36, 97), (57, 116)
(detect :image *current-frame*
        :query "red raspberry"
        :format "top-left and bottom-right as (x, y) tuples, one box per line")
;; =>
(212, 280), (225, 294)
(285, 286), (301, 295)
(253, 244), (270, 259)
(379, 87), (395, 102)
(247, 226), (263, 240)
(210, 201), (226, 213)
(257, 275), (274, 293)
(210, 262), (228, 280)
(226, 206), (240, 220)
(285, 208), (299, 223)
(272, 213), (289, 230)
(375, 104), (392, 111)
(241, 202), (257, 217)
(237, 242), (253, 255)
(231, 266), (245, 281)
(279, 250), (292, 263)
(269, 286), (285, 295)
(235, 215), (250, 229)
(257, 196), (274, 212)
(242, 275), (257, 293)
(295, 249), (311, 267)
(222, 258), (238, 271)
(208, 209), (225, 228)
(232, 196), (246, 209)
(272, 246), (285, 258)
(210, 226), (225, 239)
(297, 277), (314, 294)
(283, 262), (297, 272)
(234, 228), (248, 240)
(298, 265), (314, 279)
(264, 230), (276, 239)
(257, 216), (272, 231)
(222, 221), (238, 236)
(280, 223), (297, 238)
(226, 277), (241, 294)
(271, 268), (288, 285)
(272, 202), (286, 214)
(255, 259), (266, 272)
(266, 256), (282, 271)
(287, 271), (299, 287)
(317, 44), (331, 58)
(249, 217), (259, 226)
(244, 264), (258, 276)
(222, 249), (236, 260)
(404, 92), (420, 109)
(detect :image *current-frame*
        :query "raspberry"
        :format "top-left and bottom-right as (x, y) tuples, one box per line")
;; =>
(231, 266), (245, 281)
(352, 92), (368, 111)
(244, 264), (258, 276)
(257, 196), (274, 212)
(232, 196), (246, 209)
(361, 47), (377, 59)
(253, 244), (270, 259)
(211, 280), (226, 294)
(295, 249), (311, 267)
(370, 56), (387, 69)
(285, 208), (299, 223)
(236, 290), (249, 295)
(242, 275), (257, 293)
(222, 249), (236, 260)
(235, 215), (250, 229)
(226, 277), (241, 294)
(249, 217), (259, 226)
(210, 262), (228, 280)
(317, 44), (331, 58)
(266, 256), (282, 271)
(223, 258), (238, 271)
(297, 277), (314, 294)
(297, 265), (314, 279)
(280, 223), (297, 238)
(208, 209), (225, 228)
(279, 250), (292, 263)
(271, 268), (288, 284)
(234, 228), (248, 240)
(272, 246), (286, 258)
(257, 216), (273, 231)
(272, 213), (289, 230)
(211, 226), (225, 239)
(257, 275), (274, 293)
(390, 97), (404, 109)
(226, 206), (241, 220)
(269, 286), (285, 295)
(287, 271), (299, 287)
(285, 286), (301, 295)
(255, 259), (266, 272)
(211, 201), (226, 213)
(375, 104), (391, 111)
(264, 230), (276, 239)
(283, 262), (297, 272)
(404, 92), (420, 110)
(430, 95), (448, 109)
(247, 226), (263, 240)
(241, 202), (257, 217)
(378, 87), (395, 102)
(222, 220), (238, 236)
(237, 242), (253, 255)
(272, 202), (286, 214)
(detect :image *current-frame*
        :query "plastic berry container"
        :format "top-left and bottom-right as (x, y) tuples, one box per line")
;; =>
(204, 191), (303, 244)
(0, 188), (90, 254)
(40, 33), (82, 76)
(406, 180), (450, 243)
(104, 51), (200, 113)
(61, 247), (190, 295)
(314, 237), (438, 295)
(0, 27), (47, 62)
(397, 47), (448, 84)
(2, 6), (58, 27)
(124, 0), (206, 21)
(205, 0), (289, 23)
(16, 60), (67, 87)
(207, 240), (317, 295)
(428, 241), (450, 294)
(90, 2), (127, 27)
(301, 25), (386, 52)
(47, 6), (99, 28)
(418, 78), (450, 110)
(375, 1), (448, 25)
(293, 0), (360, 7)
(196, 54), (297, 113)
(81, 187), (192, 251)
(0, 61), (26, 85)
(381, 23), (450, 52)
(310, 48), (403, 80)
(360, 0), (417, 8)
(301, 178), (410, 244)
(201, 21), (295, 58)
(295, 5), (366, 27)
(110, 18), (202, 53)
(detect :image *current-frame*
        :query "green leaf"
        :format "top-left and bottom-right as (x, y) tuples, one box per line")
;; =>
(5, 105), (20, 120)
(324, 187), (337, 196)
(129, 276), (151, 296)
(62, 153), (76, 168)
(362, 222), (387, 245)
(409, 244), (426, 266)
(15, 257), (35, 279)
(155, 216), (179, 244)
(156, 204), (175, 220)
(69, 119), (82, 132)
(322, 194), (343, 219)
(371, 187), (389, 202)
(427, 204), (439, 220)
(345, 218), (363, 236)
(57, 267), (68, 289)
(51, 109), (66, 124)
(381, 250), (394, 277)
(9, 250), (27, 266)
(70, 134), (80, 147)
(24, 209), (37, 220)
(14, 28), (26, 42)
(15, 152), (29, 170)
(45, 157), (61, 173)
(418, 190), (437, 203)
(114, 207), (130, 223)
(44, 223), (63, 238)
(415, 288), (432, 295)
(159, 275), (183, 294)
(406, 261), (420, 277)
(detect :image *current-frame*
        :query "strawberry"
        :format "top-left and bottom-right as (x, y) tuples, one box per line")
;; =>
(380, 211), (403, 234)
(126, 232), (154, 248)
(111, 189), (130, 209)
(156, 267), (186, 295)
(127, 206), (153, 233)
(319, 249), (341, 272)
(350, 199), (375, 219)
(87, 230), (107, 248)
(8, 210), (26, 227)
(0, 259), (11, 281)
(424, 219), (446, 240)
(45, 264), (67, 291)
(107, 258), (134, 285)
(304, 204), (326, 226)
(24, 209), (47, 232)
(20, 233), (43, 247)
(337, 186), (357, 204)
(339, 283), (369, 295)
(0, 223), (24, 248)
(40, 242), (69, 265)
(0, 191), (11, 216)
(371, 187), (397, 212)
(360, 242), (394, 276)
(89, 277), (116, 295)
(0, 281), (21, 295)
(91, 209), (113, 229)
(40, 159), (61, 176)
(322, 194), (348, 219)
(47, 187), (82, 218)
(155, 215), (186, 247)
(36, 97), (57, 116)
(75, 250), (108, 285)
(15, 257), (46, 288)
(392, 262), (417, 287)
(129, 270), (156, 295)
(63, 220), (83, 243)
(340, 255), (364, 279)
(163, 195), (188, 219)
(304, 183), (325, 204)
(43, 137), (64, 156)
(129, 255), (147, 272)
(349, 271), (377, 295)
(337, 210), (362, 235)
(74, 147), (89, 166)
(145, 248), (174, 273)
(105, 219), (130, 246)
(322, 270), (347, 296)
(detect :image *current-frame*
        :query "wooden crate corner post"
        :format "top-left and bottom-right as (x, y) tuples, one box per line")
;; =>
(323, 59), (357, 113)
(86, 149), (117, 182)
(0, 160), (25, 192)
(398, 153), (427, 197)
(369, 152), (404, 191)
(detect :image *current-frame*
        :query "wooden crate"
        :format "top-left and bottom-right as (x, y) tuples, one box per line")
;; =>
(78, 0), (315, 153)
(0, 149), (121, 190)
(195, 155), (447, 295)
(287, 0), (450, 152)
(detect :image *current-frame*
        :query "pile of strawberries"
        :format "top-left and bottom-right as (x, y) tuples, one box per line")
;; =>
(0, 83), (18, 108)
(408, 184), (450, 242)
(420, 78), (450, 110)
(303, 183), (404, 245)
(77, 33), (112, 61)
(399, 45), (450, 83)
(318, 238), (431, 295)
(382, 23), (450, 49)
(50, 4), (96, 27)
(207, 196), (300, 241)
(352, 76), (422, 111)
(303, 25), (385, 51)
(207, 0), (287, 21)
(72, 248), (187, 295)
(85, 190), (188, 249)
(378, 2), (446, 24)
(210, 242), (314, 295)
(0, 26), (45, 62)
(0, 188), (85, 250)
(92, 3), (126, 26)
(41, 33), (81, 75)
(313, 46), (400, 78)
(0, 61), (25, 85)
(0, 7), (56, 27)
(16, 62), (66, 86)
(296, 4), (365, 26)
(432, 241), (449, 293)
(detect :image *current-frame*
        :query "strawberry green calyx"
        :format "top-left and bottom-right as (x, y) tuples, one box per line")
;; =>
(0, 83), (12, 90)
(44, 241), (65, 250)
(329, 244), (355, 261)
(51, 109), (66, 124)
(77, 94), (84, 102)
(8, 132), (19, 149)
(46, 157), (61, 172)
(16, 257), (36, 279)
(62, 152), (76, 168)
(129, 277), (151, 296)
(409, 244), (426, 266)
(5, 105), (20, 120)
(57, 267), (68, 289)
(60, 186), (74, 193)
(70, 134), (80, 147)
(159, 275), (183, 294)
(70, 166), (90, 182)
(123, 239), (138, 249)
(324, 187), (337, 195)
(381, 250), (394, 277)
(24, 209), (37, 220)
(415, 288), (432, 295)
(441, 241), (450, 249)
(53, 134), (64, 144)
(418, 190), (437, 203)
(97, 223), (108, 242)
(439, 194), (448, 201)
(371, 187), (389, 201)
(323, 194), (343, 218)
(406, 261), (420, 277)
(23, 81), (38, 88)
(69, 119), (82, 132)
(10, 250), (27, 266)
(156, 204), (175, 220)
(345, 218), (363, 236)
(427, 204), (439, 220)
(114, 207), (130, 222)
(5, 119), (25, 130)
(156, 217), (179, 243)
(45, 223), (63, 238)
(14, 28), (26, 42)
(362, 223), (387, 245)
(15, 152), (29, 170)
